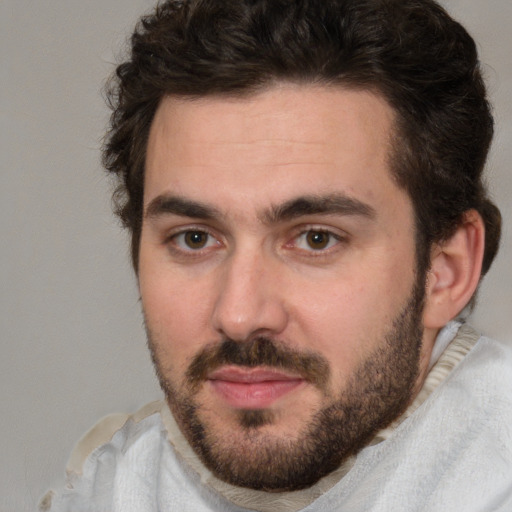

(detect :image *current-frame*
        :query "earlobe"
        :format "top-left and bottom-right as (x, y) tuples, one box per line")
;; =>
(423, 210), (485, 329)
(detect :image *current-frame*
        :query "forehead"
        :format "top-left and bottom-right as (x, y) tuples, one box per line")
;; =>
(144, 84), (408, 220)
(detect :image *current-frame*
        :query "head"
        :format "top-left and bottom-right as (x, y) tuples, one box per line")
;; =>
(104, 0), (500, 276)
(103, 0), (501, 491)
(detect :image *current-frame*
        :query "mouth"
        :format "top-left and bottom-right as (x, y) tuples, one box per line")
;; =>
(207, 366), (305, 409)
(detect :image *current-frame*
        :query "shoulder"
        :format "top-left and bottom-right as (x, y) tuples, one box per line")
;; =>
(456, 334), (512, 426)
(39, 401), (168, 511)
(66, 400), (165, 475)
(457, 334), (512, 395)
(324, 332), (512, 512)
(419, 334), (512, 509)
(429, 333), (512, 436)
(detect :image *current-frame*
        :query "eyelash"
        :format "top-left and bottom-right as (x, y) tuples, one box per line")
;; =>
(164, 225), (348, 258)
(287, 227), (347, 255)
(164, 226), (223, 256)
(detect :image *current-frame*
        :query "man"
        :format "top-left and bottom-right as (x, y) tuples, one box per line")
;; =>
(41, 0), (512, 510)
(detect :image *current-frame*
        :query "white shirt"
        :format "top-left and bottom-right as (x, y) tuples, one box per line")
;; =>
(40, 322), (512, 512)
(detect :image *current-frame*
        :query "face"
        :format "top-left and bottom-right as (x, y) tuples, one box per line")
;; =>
(139, 84), (428, 491)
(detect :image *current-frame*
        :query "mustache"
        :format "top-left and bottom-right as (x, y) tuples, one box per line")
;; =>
(185, 337), (330, 392)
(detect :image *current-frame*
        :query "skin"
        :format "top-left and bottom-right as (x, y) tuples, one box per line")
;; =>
(138, 84), (437, 489)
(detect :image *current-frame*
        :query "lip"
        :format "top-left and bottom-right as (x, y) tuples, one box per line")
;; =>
(208, 366), (304, 409)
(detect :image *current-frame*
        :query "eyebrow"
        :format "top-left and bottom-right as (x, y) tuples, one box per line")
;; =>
(145, 195), (221, 220)
(262, 194), (376, 224)
(144, 192), (376, 224)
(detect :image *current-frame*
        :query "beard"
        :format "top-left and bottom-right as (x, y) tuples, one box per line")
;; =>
(146, 276), (425, 492)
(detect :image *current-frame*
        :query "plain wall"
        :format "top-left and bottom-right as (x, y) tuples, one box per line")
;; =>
(1, 0), (511, 510)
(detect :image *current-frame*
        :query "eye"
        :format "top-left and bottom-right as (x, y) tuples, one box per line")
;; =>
(171, 230), (219, 251)
(294, 229), (341, 251)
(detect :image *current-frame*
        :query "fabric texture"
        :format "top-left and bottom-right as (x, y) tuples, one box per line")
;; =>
(40, 322), (512, 512)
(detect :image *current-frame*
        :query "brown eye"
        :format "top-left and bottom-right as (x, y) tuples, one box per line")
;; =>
(184, 231), (209, 249)
(293, 229), (341, 253)
(306, 230), (331, 250)
(169, 229), (221, 255)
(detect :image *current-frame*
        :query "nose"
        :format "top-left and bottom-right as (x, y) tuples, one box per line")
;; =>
(211, 248), (289, 342)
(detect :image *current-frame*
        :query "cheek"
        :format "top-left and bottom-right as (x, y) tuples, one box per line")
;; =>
(289, 257), (416, 376)
(291, 283), (378, 375)
(140, 267), (216, 368)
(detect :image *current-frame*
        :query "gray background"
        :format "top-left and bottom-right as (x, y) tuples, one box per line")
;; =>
(1, 0), (511, 510)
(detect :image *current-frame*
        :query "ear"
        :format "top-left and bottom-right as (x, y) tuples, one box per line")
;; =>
(422, 210), (485, 329)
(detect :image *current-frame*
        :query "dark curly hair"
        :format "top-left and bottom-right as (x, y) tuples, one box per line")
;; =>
(103, 0), (501, 276)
